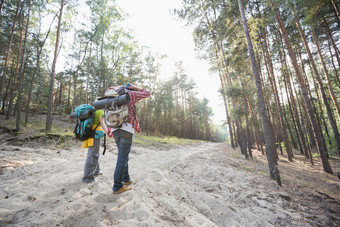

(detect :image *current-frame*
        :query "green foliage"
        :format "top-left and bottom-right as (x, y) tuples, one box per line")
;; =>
(225, 85), (243, 99)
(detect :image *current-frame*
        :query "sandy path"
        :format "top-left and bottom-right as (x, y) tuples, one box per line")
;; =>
(0, 141), (322, 226)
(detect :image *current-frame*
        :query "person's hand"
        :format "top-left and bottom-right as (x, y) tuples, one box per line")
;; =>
(128, 83), (142, 91)
(107, 128), (113, 138)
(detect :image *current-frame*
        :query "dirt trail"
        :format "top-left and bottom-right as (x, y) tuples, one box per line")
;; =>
(0, 140), (339, 226)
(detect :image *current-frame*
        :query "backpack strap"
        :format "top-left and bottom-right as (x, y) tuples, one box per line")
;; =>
(93, 123), (100, 131)
(102, 134), (107, 155)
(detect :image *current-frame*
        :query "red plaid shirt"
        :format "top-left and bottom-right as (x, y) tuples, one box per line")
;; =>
(126, 88), (150, 133)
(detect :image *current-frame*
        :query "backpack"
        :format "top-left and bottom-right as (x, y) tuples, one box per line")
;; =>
(73, 104), (99, 141)
(93, 86), (130, 128)
(74, 120), (100, 141)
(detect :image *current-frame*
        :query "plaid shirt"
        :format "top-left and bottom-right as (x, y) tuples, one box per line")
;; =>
(126, 88), (150, 133)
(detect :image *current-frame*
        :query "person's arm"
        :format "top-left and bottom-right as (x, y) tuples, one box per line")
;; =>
(127, 83), (151, 104)
(100, 116), (114, 137)
(99, 117), (108, 134)
(128, 84), (143, 91)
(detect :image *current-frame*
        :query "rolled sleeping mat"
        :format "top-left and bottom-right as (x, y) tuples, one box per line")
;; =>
(93, 94), (129, 110)
(69, 109), (95, 120)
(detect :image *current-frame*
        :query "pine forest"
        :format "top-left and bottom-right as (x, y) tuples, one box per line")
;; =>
(1, 0), (340, 188)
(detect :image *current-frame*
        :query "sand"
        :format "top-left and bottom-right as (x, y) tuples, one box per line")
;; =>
(0, 139), (339, 226)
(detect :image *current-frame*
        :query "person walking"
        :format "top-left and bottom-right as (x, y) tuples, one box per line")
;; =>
(81, 108), (105, 183)
(101, 83), (150, 194)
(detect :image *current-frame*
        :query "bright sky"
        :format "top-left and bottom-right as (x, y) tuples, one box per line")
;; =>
(115, 0), (226, 125)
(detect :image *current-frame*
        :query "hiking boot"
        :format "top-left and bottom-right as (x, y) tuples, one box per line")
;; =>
(123, 180), (132, 185)
(113, 185), (132, 194)
(82, 179), (95, 183)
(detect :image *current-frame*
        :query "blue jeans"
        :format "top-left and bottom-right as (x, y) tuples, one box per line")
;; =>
(112, 130), (133, 191)
(82, 138), (101, 183)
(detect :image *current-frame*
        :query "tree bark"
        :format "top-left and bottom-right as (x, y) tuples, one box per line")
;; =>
(272, 4), (333, 174)
(242, 80), (252, 158)
(239, 0), (281, 185)
(16, 0), (31, 131)
(86, 44), (92, 104)
(46, 0), (64, 132)
(327, 38), (340, 89)
(6, 13), (24, 120)
(0, 1), (21, 105)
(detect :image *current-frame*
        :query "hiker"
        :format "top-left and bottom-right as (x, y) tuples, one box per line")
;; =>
(81, 108), (105, 183)
(101, 83), (150, 194)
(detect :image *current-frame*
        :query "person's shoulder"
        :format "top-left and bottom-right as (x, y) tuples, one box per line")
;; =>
(95, 109), (104, 116)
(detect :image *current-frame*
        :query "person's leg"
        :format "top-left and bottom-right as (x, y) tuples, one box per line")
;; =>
(122, 161), (130, 183)
(94, 156), (102, 175)
(112, 130), (133, 191)
(82, 138), (101, 182)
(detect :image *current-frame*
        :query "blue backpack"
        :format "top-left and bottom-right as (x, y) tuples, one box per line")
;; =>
(73, 105), (99, 141)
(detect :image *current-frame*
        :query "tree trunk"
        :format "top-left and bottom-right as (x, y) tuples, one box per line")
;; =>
(0, 1), (21, 106)
(247, 93), (263, 153)
(242, 81), (252, 158)
(6, 15), (24, 120)
(256, 50), (278, 157)
(16, 0), (31, 131)
(239, 0), (281, 185)
(312, 29), (340, 124)
(259, 27), (294, 161)
(232, 120), (238, 148)
(25, 9), (57, 124)
(327, 38), (340, 88)
(206, 12), (236, 147)
(330, 0), (340, 27)
(46, 0), (64, 132)
(217, 68), (235, 148)
(0, 0), (4, 15)
(323, 17), (340, 68)
(272, 4), (333, 173)
(293, 12), (340, 156)
(86, 46), (92, 104)
(283, 49), (309, 156)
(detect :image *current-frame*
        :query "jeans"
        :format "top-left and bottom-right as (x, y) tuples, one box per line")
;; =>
(82, 138), (101, 183)
(112, 129), (133, 191)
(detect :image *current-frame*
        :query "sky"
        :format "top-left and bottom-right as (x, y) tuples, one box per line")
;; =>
(115, 0), (226, 125)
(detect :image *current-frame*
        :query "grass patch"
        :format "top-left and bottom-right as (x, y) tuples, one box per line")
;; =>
(0, 117), (74, 147)
(312, 152), (320, 158)
(1, 115), (204, 148)
(242, 165), (255, 172)
(134, 134), (202, 147)
(133, 136), (152, 146)
(231, 152), (243, 159)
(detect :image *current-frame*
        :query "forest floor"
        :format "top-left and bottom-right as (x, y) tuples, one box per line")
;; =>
(0, 114), (339, 226)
